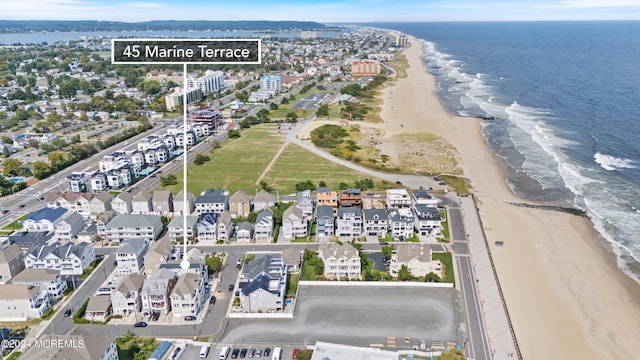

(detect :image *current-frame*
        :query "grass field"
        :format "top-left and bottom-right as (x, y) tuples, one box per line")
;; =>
(161, 124), (285, 195)
(261, 143), (394, 194)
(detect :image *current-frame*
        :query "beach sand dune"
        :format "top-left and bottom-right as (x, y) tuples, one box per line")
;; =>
(386, 36), (640, 358)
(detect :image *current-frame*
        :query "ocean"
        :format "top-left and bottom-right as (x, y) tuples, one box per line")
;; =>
(365, 21), (640, 282)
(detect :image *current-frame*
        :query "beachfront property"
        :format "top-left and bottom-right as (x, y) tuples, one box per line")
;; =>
(0, 283), (51, 321)
(413, 204), (443, 238)
(253, 190), (277, 212)
(363, 208), (389, 240)
(386, 188), (411, 209)
(318, 243), (362, 280)
(111, 191), (133, 215)
(173, 190), (195, 216)
(350, 59), (381, 76)
(151, 190), (174, 216)
(296, 189), (314, 220)
(131, 192), (153, 214)
(389, 208), (415, 241)
(316, 187), (339, 213)
(389, 243), (443, 278)
(339, 189), (363, 208)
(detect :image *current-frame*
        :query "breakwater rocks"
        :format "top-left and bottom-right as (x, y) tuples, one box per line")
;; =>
(506, 202), (589, 218)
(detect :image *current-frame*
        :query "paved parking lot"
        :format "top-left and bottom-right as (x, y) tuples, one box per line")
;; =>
(291, 92), (329, 109)
(221, 284), (460, 349)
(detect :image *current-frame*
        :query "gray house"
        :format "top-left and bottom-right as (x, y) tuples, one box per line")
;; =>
(254, 209), (274, 243)
(253, 190), (276, 212)
(195, 188), (228, 214)
(115, 238), (148, 276)
(238, 254), (286, 313)
(152, 190), (174, 216)
(111, 191), (133, 215)
(363, 208), (388, 239)
(315, 205), (335, 238)
(132, 192), (153, 214)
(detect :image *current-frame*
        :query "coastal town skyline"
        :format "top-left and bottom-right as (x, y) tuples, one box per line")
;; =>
(2, 0), (640, 23)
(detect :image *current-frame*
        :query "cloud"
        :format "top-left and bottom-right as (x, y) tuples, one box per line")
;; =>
(126, 2), (164, 8)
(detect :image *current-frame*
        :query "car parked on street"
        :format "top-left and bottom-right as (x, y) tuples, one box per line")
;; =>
(184, 315), (196, 321)
(134, 321), (147, 327)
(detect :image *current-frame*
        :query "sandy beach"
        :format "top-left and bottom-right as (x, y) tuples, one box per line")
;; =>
(377, 36), (640, 358)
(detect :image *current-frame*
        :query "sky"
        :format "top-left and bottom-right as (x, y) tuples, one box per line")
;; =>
(2, 0), (640, 22)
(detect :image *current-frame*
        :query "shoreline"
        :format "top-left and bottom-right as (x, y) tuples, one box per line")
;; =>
(376, 33), (640, 357)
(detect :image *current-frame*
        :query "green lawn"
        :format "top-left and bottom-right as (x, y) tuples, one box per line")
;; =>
(432, 252), (455, 285)
(2, 214), (29, 231)
(262, 143), (391, 194)
(161, 124), (285, 195)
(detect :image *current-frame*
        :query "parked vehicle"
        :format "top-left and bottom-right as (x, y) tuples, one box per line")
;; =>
(134, 321), (147, 327)
(228, 284), (234, 291)
(184, 315), (197, 321)
(210, 295), (217, 305)
(199, 344), (210, 358)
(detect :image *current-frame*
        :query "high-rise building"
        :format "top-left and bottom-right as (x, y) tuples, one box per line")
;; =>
(259, 74), (282, 92)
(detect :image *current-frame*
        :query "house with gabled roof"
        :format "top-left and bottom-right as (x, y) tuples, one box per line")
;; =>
(238, 253), (286, 313)
(89, 191), (113, 217)
(236, 221), (253, 242)
(54, 212), (85, 243)
(253, 190), (276, 212)
(254, 209), (274, 243)
(318, 243), (361, 280)
(0, 244), (26, 283)
(217, 211), (233, 242)
(281, 247), (302, 273)
(144, 237), (178, 275)
(282, 206), (307, 240)
(173, 189), (195, 215)
(45, 192), (92, 218)
(389, 207), (414, 241)
(363, 208), (388, 239)
(110, 273), (145, 316)
(296, 189), (314, 220)
(105, 214), (162, 243)
(389, 243), (442, 278)
(195, 188), (228, 214)
(24, 242), (95, 276)
(22, 207), (68, 232)
(335, 207), (362, 241)
(96, 210), (116, 239)
(413, 204), (442, 238)
(152, 190), (173, 216)
(85, 295), (112, 322)
(169, 273), (205, 318)
(316, 205), (335, 238)
(115, 238), (148, 276)
(132, 192), (153, 214)
(140, 268), (178, 315)
(0, 283), (50, 321)
(196, 212), (218, 242)
(229, 190), (252, 218)
(10, 268), (67, 301)
(167, 215), (199, 243)
(111, 191), (133, 215)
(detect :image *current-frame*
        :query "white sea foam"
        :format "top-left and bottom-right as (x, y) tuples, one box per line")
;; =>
(594, 152), (636, 171)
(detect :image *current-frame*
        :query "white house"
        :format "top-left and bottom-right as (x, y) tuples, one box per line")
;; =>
(110, 273), (146, 317)
(169, 272), (205, 318)
(281, 206), (307, 240)
(254, 209), (274, 243)
(24, 243), (95, 276)
(22, 208), (68, 232)
(335, 207), (362, 240)
(54, 212), (85, 242)
(0, 284), (51, 321)
(11, 268), (68, 301)
(362, 208), (388, 239)
(115, 238), (148, 276)
(104, 214), (163, 243)
(318, 243), (361, 280)
(385, 188), (411, 209)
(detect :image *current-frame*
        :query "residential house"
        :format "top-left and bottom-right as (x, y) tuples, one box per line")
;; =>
(0, 284), (50, 321)
(194, 188), (228, 214)
(389, 243), (442, 278)
(281, 247), (302, 273)
(21, 334), (119, 360)
(89, 191), (113, 217)
(110, 273), (145, 316)
(281, 206), (307, 240)
(169, 273), (205, 318)
(10, 268), (67, 301)
(339, 189), (362, 208)
(173, 189), (195, 215)
(152, 190), (174, 216)
(115, 238), (148, 276)
(140, 268), (178, 315)
(96, 210), (116, 239)
(296, 189), (314, 220)
(253, 190), (276, 212)
(104, 214), (163, 243)
(413, 204), (442, 238)
(254, 209), (274, 243)
(318, 243), (362, 280)
(229, 190), (252, 218)
(217, 211), (233, 242)
(168, 215), (199, 243)
(22, 207), (68, 232)
(84, 295), (112, 322)
(385, 188), (411, 209)
(24, 242), (95, 276)
(315, 205), (335, 238)
(111, 191), (133, 215)
(238, 254), (286, 313)
(54, 212), (85, 242)
(45, 192), (92, 218)
(411, 191), (439, 208)
(143, 237), (177, 275)
(159, 261), (207, 279)
(131, 192), (153, 214)
(235, 222), (253, 242)
(196, 212), (218, 242)
(316, 187), (338, 213)
(389, 208), (414, 241)
(77, 224), (98, 244)
(363, 208), (388, 239)
(0, 244), (26, 283)
(335, 207), (363, 240)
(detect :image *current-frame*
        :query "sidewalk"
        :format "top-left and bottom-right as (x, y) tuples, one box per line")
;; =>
(461, 196), (519, 360)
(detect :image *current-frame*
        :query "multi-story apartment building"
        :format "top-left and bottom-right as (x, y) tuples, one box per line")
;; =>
(104, 214), (163, 243)
(318, 243), (361, 280)
(10, 268), (68, 301)
(335, 207), (362, 240)
(115, 238), (148, 276)
(0, 284), (50, 321)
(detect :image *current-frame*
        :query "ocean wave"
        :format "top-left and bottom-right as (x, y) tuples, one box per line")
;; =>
(594, 152), (637, 171)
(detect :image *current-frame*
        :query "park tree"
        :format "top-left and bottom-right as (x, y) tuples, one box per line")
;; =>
(260, 180), (273, 192)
